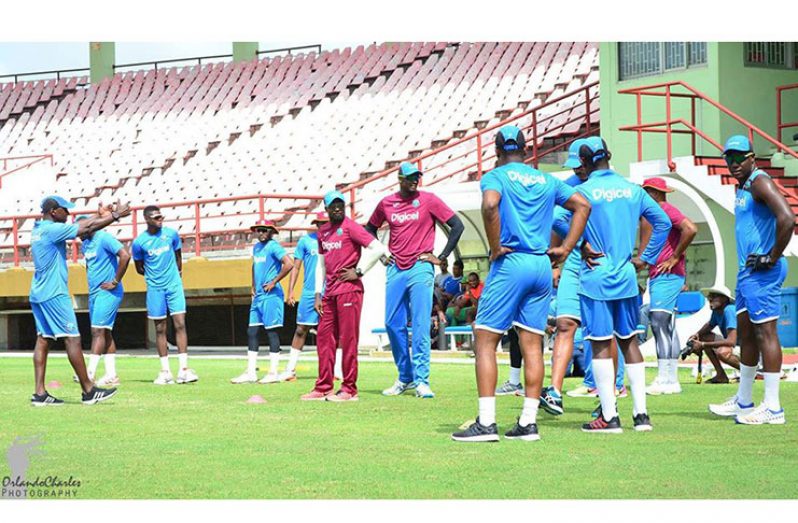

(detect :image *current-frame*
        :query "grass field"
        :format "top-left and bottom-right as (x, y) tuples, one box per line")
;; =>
(1, 356), (797, 499)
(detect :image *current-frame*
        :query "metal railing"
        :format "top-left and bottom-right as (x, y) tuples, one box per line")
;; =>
(776, 82), (798, 144)
(0, 155), (54, 189)
(618, 80), (798, 172)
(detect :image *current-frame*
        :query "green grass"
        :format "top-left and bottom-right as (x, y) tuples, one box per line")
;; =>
(1, 356), (797, 499)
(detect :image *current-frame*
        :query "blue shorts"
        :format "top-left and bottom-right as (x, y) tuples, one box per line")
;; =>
(296, 294), (319, 326)
(580, 295), (640, 341)
(556, 264), (581, 321)
(649, 274), (685, 314)
(475, 252), (552, 335)
(146, 285), (186, 320)
(736, 258), (788, 324)
(31, 295), (79, 339)
(89, 290), (123, 329)
(249, 293), (284, 329)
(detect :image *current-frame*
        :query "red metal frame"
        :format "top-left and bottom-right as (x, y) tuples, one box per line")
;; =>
(0, 154), (54, 189)
(777, 82), (798, 144)
(619, 80), (798, 172)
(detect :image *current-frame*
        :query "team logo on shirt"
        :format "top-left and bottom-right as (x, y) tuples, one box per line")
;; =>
(735, 196), (747, 208)
(84, 251), (97, 261)
(253, 255), (267, 263)
(412, 199), (420, 207)
(507, 169), (546, 187)
(322, 240), (343, 250)
(336, 228), (343, 236)
(391, 211), (419, 223)
(147, 244), (171, 257)
(591, 187), (632, 202)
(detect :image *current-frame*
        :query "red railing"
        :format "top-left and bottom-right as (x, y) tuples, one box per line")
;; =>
(0, 154), (54, 189)
(0, 194), (323, 267)
(618, 80), (798, 172)
(777, 82), (798, 145)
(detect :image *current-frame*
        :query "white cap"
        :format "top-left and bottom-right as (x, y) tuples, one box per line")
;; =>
(700, 285), (734, 301)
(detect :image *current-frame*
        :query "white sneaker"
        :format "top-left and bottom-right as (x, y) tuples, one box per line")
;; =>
(785, 368), (798, 383)
(664, 381), (682, 394)
(382, 380), (413, 396)
(96, 374), (120, 387)
(230, 371), (257, 384)
(73, 373), (95, 383)
(708, 396), (755, 417)
(735, 404), (786, 425)
(278, 370), (297, 382)
(153, 370), (175, 385)
(258, 373), (280, 384)
(415, 383), (436, 398)
(646, 377), (670, 396)
(177, 368), (199, 384)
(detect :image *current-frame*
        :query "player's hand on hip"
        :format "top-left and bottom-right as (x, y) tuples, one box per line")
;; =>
(489, 246), (513, 262)
(338, 268), (359, 282)
(262, 281), (276, 293)
(419, 252), (441, 265)
(99, 281), (118, 291)
(656, 256), (678, 274)
(631, 257), (647, 272)
(546, 246), (569, 265)
(581, 242), (604, 269)
(746, 253), (774, 271)
(380, 254), (395, 266)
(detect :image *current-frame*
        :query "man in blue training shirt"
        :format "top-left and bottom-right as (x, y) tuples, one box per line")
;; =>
(78, 215), (131, 386)
(576, 137), (671, 434)
(231, 220), (294, 384)
(132, 205), (198, 385)
(451, 125), (590, 443)
(29, 196), (130, 406)
(709, 136), (794, 425)
(687, 285), (739, 384)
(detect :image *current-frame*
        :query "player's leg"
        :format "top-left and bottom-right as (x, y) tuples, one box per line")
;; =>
(152, 318), (175, 384)
(303, 295), (337, 400)
(568, 339), (599, 397)
(612, 296), (650, 430)
(709, 308), (757, 417)
(326, 291), (363, 402)
(96, 330), (120, 386)
(408, 262), (435, 397)
(171, 313), (197, 384)
(233, 295), (263, 383)
(87, 327), (106, 381)
(496, 329), (523, 395)
(541, 316), (577, 415)
(64, 335), (118, 404)
(383, 265), (414, 395)
(32, 335), (53, 397)
(258, 327), (282, 384)
(282, 323), (309, 381)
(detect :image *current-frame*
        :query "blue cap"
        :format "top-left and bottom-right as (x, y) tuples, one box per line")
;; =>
(399, 162), (422, 177)
(723, 135), (753, 154)
(41, 195), (75, 213)
(578, 136), (609, 163)
(323, 190), (346, 207)
(495, 125), (526, 152)
(563, 138), (588, 168)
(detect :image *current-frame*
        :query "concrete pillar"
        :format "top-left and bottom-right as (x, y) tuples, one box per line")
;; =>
(233, 42), (258, 62)
(89, 42), (115, 84)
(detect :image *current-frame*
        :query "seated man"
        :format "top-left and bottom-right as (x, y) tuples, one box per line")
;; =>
(686, 285), (739, 384)
(446, 272), (484, 326)
(440, 259), (465, 310)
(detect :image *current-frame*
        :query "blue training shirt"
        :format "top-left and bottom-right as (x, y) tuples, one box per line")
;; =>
(480, 162), (576, 254)
(577, 169), (671, 300)
(82, 231), (124, 296)
(293, 233), (319, 297)
(735, 169), (777, 270)
(709, 303), (737, 337)
(29, 220), (79, 303)
(253, 239), (287, 297)
(131, 227), (183, 289)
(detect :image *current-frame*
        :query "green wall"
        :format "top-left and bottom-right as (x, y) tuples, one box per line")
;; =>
(89, 42), (115, 84)
(233, 42), (258, 62)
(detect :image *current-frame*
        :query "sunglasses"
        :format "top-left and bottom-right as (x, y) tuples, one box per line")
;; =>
(723, 152), (753, 166)
(254, 228), (273, 233)
(402, 174), (421, 183)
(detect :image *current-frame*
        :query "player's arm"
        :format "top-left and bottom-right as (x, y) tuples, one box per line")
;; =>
(76, 202), (131, 237)
(638, 194), (672, 265)
(314, 255), (326, 316)
(699, 328), (737, 349)
(358, 239), (390, 275)
(174, 249), (183, 276)
(656, 217), (697, 273)
(751, 175), (796, 263)
(551, 193), (590, 262)
(632, 218), (652, 271)
(287, 258), (303, 306)
(481, 189), (510, 261)
(101, 248), (131, 290)
(270, 254), (294, 287)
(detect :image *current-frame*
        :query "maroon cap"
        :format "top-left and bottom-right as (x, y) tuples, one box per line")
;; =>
(311, 211), (329, 225)
(641, 177), (674, 193)
(250, 219), (278, 232)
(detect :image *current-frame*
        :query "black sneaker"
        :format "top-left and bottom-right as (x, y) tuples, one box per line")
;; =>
(81, 386), (117, 405)
(581, 415), (623, 434)
(451, 417), (499, 442)
(591, 402), (602, 418)
(539, 386), (564, 416)
(633, 412), (653, 432)
(504, 418), (540, 441)
(31, 391), (64, 407)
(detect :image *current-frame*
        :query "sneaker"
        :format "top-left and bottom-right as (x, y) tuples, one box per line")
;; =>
(96, 375), (120, 387)
(279, 370), (297, 382)
(567, 385), (598, 398)
(415, 383), (435, 398)
(451, 417), (500, 442)
(646, 377), (670, 396)
(581, 415), (623, 434)
(382, 380), (412, 396)
(591, 402), (603, 419)
(300, 390), (332, 401)
(504, 419), (540, 441)
(81, 386), (117, 405)
(735, 404), (786, 425)
(495, 380), (523, 396)
(153, 370), (175, 385)
(31, 391), (64, 407)
(615, 385), (628, 398)
(230, 371), (257, 384)
(326, 390), (359, 402)
(633, 412), (653, 432)
(177, 368), (199, 384)
(258, 373), (280, 384)
(708, 396), (755, 417)
(539, 386), (564, 416)
(73, 372), (95, 383)
(784, 368), (798, 383)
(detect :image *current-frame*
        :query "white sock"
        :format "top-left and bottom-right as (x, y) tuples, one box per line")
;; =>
(269, 352), (280, 375)
(88, 354), (101, 376)
(160, 356), (170, 372)
(519, 397), (539, 426)
(626, 362), (647, 416)
(287, 348), (301, 373)
(762, 372), (782, 411)
(737, 363), (757, 406)
(593, 358), (618, 420)
(178, 352), (188, 370)
(656, 359), (668, 383)
(667, 359), (679, 384)
(508, 366), (521, 386)
(478, 396), (496, 426)
(105, 353), (116, 376)
(334, 348), (343, 377)
(247, 350), (259, 374)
